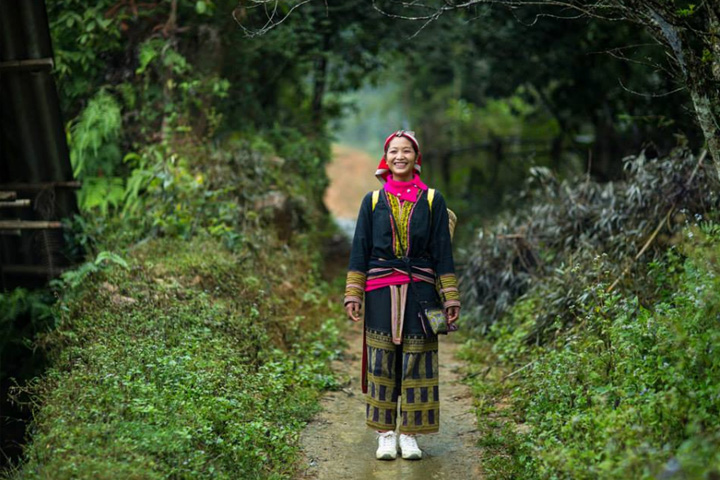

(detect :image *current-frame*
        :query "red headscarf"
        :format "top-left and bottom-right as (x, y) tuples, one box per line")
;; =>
(375, 130), (422, 184)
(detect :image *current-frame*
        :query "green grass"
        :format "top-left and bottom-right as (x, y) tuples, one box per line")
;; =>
(10, 236), (342, 479)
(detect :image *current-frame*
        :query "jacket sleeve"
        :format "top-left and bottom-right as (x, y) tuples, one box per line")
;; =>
(344, 192), (373, 306)
(428, 191), (461, 310)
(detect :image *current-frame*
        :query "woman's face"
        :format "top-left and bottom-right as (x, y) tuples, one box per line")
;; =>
(385, 137), (417, 180)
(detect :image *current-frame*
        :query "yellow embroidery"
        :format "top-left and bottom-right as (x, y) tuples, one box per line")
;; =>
(386, 192), (421, 258)
(344, 271), (366, 304)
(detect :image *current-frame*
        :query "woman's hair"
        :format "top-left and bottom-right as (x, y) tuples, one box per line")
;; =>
(384, 130), (419, 154)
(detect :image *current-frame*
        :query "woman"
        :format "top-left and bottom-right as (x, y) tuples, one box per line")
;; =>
(344, 130), (460, 461)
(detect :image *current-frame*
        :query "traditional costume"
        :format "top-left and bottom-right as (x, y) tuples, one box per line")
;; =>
(344, 131), (460, 435)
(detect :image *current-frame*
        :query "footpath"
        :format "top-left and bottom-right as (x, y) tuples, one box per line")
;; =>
(297, 321), (484, 479)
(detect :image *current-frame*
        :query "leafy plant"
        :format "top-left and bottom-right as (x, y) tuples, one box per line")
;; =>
(12, 237), (342, 480)
(68, 90), (125, 214)
(0, 290), (55, 361)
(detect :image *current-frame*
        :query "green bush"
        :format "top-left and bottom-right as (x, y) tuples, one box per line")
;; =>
(470, 223), (720, 479)
(461, 146), (719, 338)
(12, 238), (341, 479)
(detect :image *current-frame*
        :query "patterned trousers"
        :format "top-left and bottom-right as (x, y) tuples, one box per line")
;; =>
(365, 329), (440, 434)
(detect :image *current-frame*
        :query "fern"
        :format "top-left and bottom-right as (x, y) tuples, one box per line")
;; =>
(68, 90), (124, 213)
(69, 90), (122, 178)
(52, 250), (129, 291)
(77, 176), (125, 215)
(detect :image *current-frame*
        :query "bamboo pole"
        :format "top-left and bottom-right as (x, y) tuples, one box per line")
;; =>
(0, 199), (31, 208)
(0, 220), (63, 230)
(0, 181), (81, 190)
(1, 265), (68, 275)
(0, 58), (54, 72)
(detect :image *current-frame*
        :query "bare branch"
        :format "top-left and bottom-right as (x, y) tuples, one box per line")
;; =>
(617, 78), (686, 98)
(233, 0), (315, 37)
(589, 43), (676, 78)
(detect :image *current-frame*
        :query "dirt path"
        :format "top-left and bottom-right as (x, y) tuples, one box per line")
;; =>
(297, 144), (485, 479)
(323, 144), (380, 217)
(297, 322), (484, 479)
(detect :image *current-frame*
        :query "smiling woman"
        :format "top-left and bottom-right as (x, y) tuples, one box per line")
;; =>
(384, 135), (418, 182)
(344, 130), (460, 462)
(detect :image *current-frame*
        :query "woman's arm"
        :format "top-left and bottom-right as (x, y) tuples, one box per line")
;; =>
(344, 192), (374, 317)
(428, 191), (461, 320)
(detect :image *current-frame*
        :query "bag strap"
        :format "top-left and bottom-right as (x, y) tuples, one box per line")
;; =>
(375, 188), (433, 212)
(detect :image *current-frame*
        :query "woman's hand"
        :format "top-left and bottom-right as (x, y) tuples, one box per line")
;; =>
(345, 302), (362, 322)
(446, 306), (460, 324)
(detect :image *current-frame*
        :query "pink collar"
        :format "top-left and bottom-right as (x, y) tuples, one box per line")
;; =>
(383, 174), (428, 203)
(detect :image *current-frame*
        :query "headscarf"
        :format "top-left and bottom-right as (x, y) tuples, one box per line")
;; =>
(375, 130), (422, 184)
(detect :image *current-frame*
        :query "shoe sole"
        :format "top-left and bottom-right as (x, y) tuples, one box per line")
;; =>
(376, 451), (397, 461)
(401, 451), (422, 460)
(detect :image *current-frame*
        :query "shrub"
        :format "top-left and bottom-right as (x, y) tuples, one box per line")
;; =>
(470, 223), (720, 479)
(461, 146), (720, 339)
(12, 237), (341, 479)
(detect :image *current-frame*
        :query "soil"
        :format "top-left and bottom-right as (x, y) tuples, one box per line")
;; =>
(323, 144), (381, 220)
(297, 144), (485, 479)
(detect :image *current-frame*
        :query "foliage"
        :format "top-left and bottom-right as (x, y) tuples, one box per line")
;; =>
(461, 145), (720, 338)
(10, 238), (342, 479)
(6, 3), (350, 475)
(228, 0), (401, 130)
(68, 90), (124, 214)
(466, 223), (720, 479)
(394, 4), (700, 167)
(370, 0), (720, 161)
(0, 291), (57, 473)
(47, 0), (125, 110)
(69, 91), (123, 178)
(0, 290), (55, 368)
(66, 127), (327, 257)
(47, 0), (218, 115)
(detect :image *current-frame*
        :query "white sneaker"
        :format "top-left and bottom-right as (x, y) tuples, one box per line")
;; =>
(375, 431), (397, 460)
(399, 434), (422, 460)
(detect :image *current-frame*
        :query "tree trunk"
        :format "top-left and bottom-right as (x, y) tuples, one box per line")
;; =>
(684, 9), (720, 174)
(687, 81), (720, 175)
(641, 5), (720, 174)
(311, 34), (331, 130)
(702, 9), (720, 173)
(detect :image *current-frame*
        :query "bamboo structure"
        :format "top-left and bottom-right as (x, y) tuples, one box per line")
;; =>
(0, 0), (80, 288)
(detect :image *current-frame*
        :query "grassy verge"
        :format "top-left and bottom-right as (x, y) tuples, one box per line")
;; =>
(9, 236), (343, 479)
(463, 225), (720, 479)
